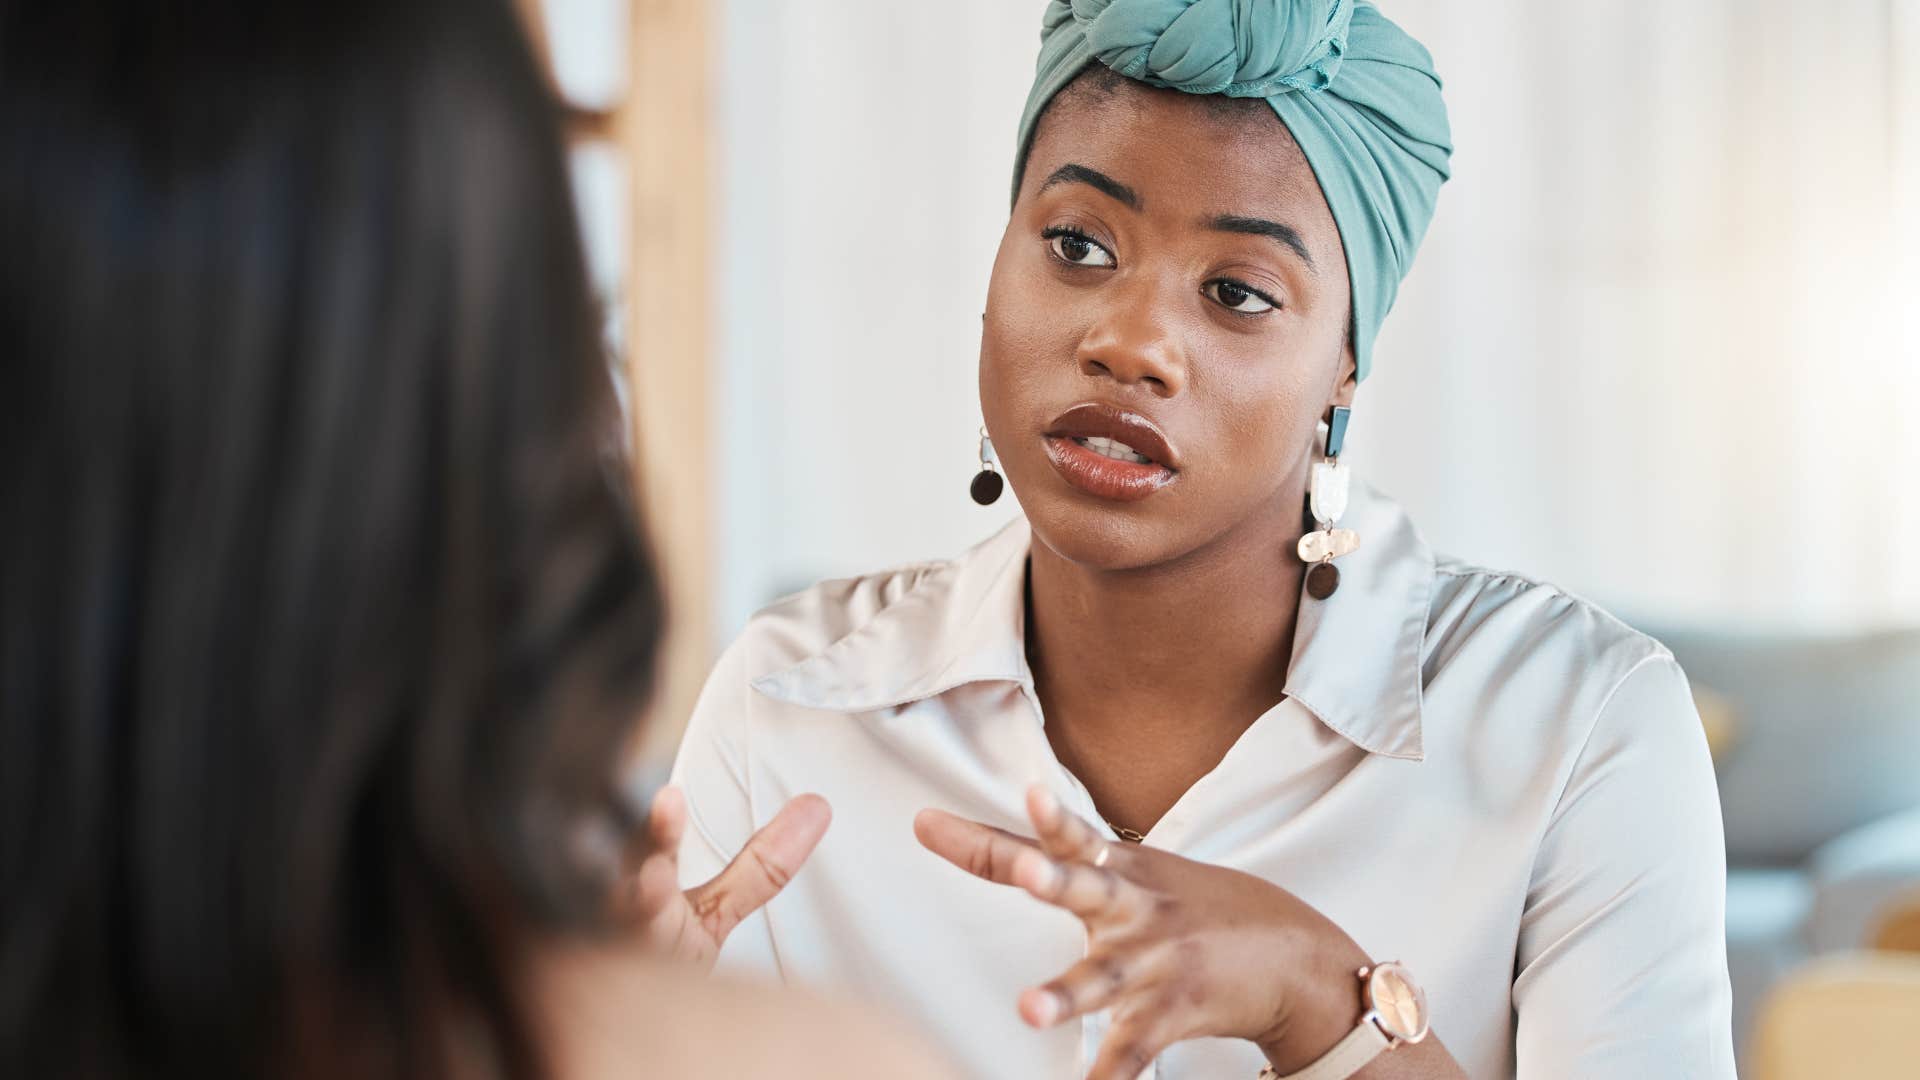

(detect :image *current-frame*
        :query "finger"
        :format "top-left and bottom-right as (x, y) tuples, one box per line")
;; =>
(1026, 785), (1113, 865)
(634, 851), (711, 963)
(914, 807), (1041, 888)
(1011, 846), (1141, 924)
(1017, 950), (1139, 1028)
(631, 847), (683, 918)
(646, 784), (688, 866)
(1085, 1009), (1176, 1080)
(687, 793), (831, 939)
(618, 786), (687, 918)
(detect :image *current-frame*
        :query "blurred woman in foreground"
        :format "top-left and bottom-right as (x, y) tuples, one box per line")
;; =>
(0, 2), (944, 1077)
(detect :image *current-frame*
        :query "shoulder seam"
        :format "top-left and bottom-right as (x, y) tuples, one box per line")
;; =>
(756, 556), (953, 619)
(1431, 558), (1670, 660)
(1541, 653), (1684, 835)
(748, 558), (953, 662)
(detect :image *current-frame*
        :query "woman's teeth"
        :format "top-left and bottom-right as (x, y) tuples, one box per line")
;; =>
(1073, 435), (1152, 465)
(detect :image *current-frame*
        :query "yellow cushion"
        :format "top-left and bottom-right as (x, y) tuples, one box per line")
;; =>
(1750, 952), (1920, 1079)
(1692, 683), (1741, 764)
(1869, 887), (1920, 953)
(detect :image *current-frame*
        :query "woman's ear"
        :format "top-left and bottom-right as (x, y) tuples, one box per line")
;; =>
(1328, 341), (1359, 411)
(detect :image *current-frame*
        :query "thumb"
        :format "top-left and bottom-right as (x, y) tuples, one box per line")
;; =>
(687, 793), (831, 943)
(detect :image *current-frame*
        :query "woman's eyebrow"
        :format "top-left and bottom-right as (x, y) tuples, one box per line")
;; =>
(1039, 163), (1141, 210)
(1206, 214), (1317, 274)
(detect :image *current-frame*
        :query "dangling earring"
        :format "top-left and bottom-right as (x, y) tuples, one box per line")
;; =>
(970, 426), (1004, 505)
(1298, 405), (1358, 599)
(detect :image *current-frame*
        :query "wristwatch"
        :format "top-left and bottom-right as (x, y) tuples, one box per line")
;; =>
(1257, 961), (1429, 1080)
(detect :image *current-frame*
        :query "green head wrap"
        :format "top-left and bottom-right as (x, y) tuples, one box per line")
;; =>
(1014, 0), (1451, 381)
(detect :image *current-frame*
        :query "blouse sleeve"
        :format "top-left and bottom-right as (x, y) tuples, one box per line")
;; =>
(667, 636), (782, 978)
(1511, 656), (1737, 1077)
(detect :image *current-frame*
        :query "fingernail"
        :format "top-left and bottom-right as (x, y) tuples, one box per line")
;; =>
(1029, 990), (1061, 1026)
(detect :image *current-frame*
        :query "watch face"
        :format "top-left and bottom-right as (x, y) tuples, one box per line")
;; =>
(1367, 962), (1430, 1042)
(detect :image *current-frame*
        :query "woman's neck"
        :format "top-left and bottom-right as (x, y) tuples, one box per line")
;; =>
(1024, 497), (1309, 826)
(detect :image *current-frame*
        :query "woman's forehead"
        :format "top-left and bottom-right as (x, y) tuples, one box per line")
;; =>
(1024, 75), (1332, 229)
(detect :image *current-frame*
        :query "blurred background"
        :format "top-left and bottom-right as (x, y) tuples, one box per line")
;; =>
(524, 0), (1920, 1072)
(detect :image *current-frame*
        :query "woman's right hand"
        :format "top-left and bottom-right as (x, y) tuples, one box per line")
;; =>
(628, 784), (831, 972)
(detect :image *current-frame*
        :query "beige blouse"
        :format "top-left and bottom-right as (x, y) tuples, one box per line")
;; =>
(670, 481), (1735, 1079)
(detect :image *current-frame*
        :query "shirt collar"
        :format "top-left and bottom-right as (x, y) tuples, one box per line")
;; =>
(1281, 479), (1432, 760)
(750, 522), (1034, 713)
(752, 481), (1431, 761)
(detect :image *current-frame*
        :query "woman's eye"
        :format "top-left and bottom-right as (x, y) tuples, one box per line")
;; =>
(1045, 230), (1115, 268)
(1206, 279), (1277, 314)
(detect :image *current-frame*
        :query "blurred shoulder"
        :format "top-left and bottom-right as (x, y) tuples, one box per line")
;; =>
(691, 974), (961, 1080)
(538, 941), (959, 1080)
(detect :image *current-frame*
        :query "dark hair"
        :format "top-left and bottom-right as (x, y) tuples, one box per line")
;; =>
(0, 2), (662, 1077)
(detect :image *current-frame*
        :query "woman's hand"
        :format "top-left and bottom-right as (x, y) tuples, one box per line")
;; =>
(915, 785), (1419, 1079)
(627, 784), (831, 972)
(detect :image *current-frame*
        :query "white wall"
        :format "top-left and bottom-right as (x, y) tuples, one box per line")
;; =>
(713, 0), (1035, 635)
(1366, 0), (1920, 632)
(713, 0), (1920, 645)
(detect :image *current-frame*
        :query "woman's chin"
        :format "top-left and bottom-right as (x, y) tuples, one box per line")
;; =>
(1019, 495), (1196, 574)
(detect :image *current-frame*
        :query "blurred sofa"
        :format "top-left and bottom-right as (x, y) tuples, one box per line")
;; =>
(1636, 624), (1920, 1068)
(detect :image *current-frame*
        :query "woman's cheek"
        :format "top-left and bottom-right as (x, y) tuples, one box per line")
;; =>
(985, 287), (1079, 406)
(1211, 374), (1317, 487)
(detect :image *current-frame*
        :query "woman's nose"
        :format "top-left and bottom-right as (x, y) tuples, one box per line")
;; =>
(1074, 277), (1188, 398)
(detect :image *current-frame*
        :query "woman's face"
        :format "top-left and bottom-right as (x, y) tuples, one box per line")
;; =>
(982, 76), (1354, 572)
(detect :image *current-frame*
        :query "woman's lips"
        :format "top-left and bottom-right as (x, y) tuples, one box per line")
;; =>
(1044, 437), (1176, 501)
(1041, 403), (1179, 503)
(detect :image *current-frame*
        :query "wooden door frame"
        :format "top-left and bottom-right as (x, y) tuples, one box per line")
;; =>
(519, 0), (713, 760)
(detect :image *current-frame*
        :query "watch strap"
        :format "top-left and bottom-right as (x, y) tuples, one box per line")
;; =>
(1258, 1017), (1390, 1080)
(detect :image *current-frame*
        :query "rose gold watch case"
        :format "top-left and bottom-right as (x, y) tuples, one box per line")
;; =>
(1361, 961), (1430, 1045)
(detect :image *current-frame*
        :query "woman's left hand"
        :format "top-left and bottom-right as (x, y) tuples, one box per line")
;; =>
(914, 784), (1381, 1079)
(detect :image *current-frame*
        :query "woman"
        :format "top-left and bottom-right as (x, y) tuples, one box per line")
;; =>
(660, 2), (1735, 1078)
(0, 2), (950, 1077)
